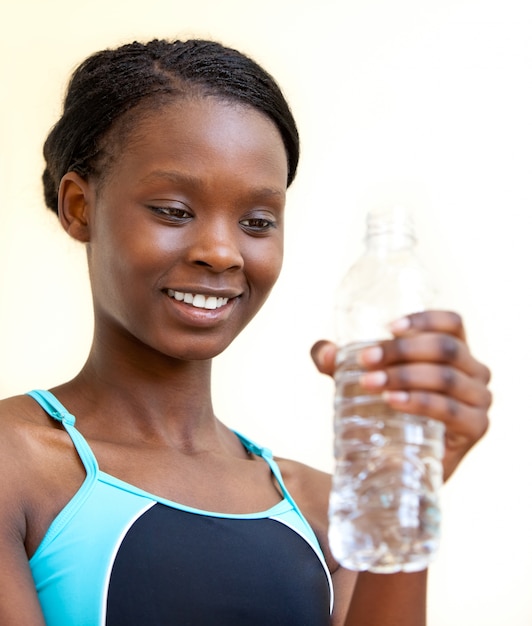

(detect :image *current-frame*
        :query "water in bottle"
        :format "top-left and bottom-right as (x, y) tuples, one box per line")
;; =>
(328, 206), (445, 573)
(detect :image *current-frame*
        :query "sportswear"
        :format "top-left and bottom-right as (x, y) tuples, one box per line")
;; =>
(27, 389), (333, 625)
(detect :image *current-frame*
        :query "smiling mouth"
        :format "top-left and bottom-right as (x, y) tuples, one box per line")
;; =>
(166, 289), (230, 310)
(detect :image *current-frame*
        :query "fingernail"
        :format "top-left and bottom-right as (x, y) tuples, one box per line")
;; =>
(358, 345), (383, 365)
(383, 390), (410, 403)
(360, 371), (387, 388)
(389, 317), (411, 333)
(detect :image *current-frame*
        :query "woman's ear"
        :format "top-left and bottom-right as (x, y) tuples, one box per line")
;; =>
(58, 172), (93, 242)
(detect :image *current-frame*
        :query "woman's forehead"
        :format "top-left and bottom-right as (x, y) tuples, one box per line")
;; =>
(95, 98), (289, 197)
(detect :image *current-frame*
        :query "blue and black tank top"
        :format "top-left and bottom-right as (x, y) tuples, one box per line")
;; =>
(27, 389), (333, 625)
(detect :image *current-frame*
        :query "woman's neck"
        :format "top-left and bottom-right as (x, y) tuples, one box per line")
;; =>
(51, 336), (219, 448)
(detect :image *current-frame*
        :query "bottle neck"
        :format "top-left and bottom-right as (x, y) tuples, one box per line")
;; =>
(365, 230), (416, 253)
(364, 207), (417, 254)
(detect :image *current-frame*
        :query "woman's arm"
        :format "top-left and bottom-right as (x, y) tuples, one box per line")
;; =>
(0, 530), (46, 626)
(0, 406), (47, 626)
(344, 570), (427, 626)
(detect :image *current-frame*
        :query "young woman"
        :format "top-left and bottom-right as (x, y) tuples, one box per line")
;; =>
(0, 39), (491, 625)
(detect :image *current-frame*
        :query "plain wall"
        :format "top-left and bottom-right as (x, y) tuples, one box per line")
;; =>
(1, 0), (531, 624)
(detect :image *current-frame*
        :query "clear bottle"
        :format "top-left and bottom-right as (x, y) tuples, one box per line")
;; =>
(328, 206), (445, 573)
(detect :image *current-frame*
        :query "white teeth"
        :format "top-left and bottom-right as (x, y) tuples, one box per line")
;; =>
(167, 290), (229, 310)
(192, 294), (206, 308)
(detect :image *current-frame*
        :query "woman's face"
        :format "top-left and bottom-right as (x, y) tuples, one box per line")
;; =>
(79, 97), (288, 361)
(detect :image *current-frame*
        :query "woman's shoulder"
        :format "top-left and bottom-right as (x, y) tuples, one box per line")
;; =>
(0, 395), (47, 534)
(275, 456), (332, 529)
(0, 391), (79, 463)
(0, 392), (64, 451)
(0, 393), (48, 442)
(0, 391), (80, 498)
(0, 393), (54, 483)
(0, 391), (87, 557)
(275, 457), (335, 556)
(275, 456), (332, 504)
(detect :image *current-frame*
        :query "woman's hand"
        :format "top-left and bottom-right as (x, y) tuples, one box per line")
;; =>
(311, 310), (491, 482)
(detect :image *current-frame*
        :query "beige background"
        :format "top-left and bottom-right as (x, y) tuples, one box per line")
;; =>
(1, 0), (531, 624)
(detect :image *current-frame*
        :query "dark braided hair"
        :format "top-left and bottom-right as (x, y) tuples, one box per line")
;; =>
(42, 39), (300, 214)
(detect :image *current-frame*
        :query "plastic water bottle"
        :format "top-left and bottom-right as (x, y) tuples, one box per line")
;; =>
(328, 206), (445, 573)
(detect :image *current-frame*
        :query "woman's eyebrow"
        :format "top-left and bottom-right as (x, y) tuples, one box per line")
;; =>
(139, 169), (286, 199)
(139, 170), (202, 187)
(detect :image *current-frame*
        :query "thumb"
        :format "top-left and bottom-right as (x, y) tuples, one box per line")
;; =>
(310, 340), (337, 377)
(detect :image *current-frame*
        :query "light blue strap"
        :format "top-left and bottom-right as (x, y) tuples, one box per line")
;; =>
(233, 430), (304, 512)
(26, 389), (98, 477)
(235, 429), (334, 611)
(27, 389), (76, 424)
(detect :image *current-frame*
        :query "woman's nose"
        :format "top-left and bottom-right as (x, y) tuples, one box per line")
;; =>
(187, 220), (244, 273)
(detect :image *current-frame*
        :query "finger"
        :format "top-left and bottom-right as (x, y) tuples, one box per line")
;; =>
(382, 389), (490, 448)
(384, 389), (490, 482)
(310, 340), (337, 376)
(383, 391), (489, 460)
(390, 310), (467, 340)
(358, 333), (491, 383)
(360, 363), (493, 409)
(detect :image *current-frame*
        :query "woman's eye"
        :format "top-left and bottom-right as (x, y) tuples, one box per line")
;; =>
(148, 205), (191, 221)
(240, 217), (276, 233)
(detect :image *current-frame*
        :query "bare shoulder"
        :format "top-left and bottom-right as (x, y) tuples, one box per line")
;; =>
(275, 457), (334, 568)
(0, 393), (48, 458)
(0, 393), (52, 506)
(0, 393), (63, 468)
(0, 393), (83, 551)
(0, 391), (75, 447)
(0, 392), (43, 421)
(275, 457), (332, 518)
(0, 389), (81, 481)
